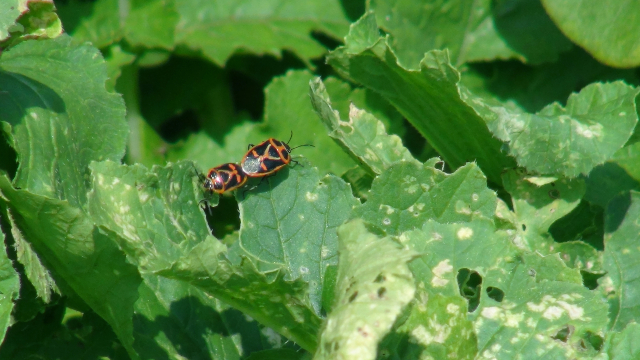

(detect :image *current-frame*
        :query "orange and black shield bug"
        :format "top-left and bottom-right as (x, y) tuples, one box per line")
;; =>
(202, 163), (248, 194)
(241, 132), (314, 177)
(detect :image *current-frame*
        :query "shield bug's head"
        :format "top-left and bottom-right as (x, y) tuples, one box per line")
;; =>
(206, 169), (228, 194)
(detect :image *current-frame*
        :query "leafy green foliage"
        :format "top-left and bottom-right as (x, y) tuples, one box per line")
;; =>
(328, 13), (516, 185)
(472, 82), (639, 177)
(1, 2), (640, 359)
(370, 0), (572, 67)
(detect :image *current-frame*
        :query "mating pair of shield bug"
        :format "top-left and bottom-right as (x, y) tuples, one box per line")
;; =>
(196, 132), (313, 198)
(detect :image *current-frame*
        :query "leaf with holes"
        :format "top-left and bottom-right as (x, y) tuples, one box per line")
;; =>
(403, 218), (609, 359)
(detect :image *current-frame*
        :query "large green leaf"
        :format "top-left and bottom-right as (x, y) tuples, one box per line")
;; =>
(309, 77), (418, 175)
(174, 0), (350, 66)
(353, 160), (497, 236)
(327, 13), (515, 185)
(369, 0), (572, 68)
(601, 192), (640, 331)
(471, 81), (639, 177)
(238, 158), (359, 313)
(542, 0), (640, 68)
(0, 35), (128, 207)
(313, 220), (416, 360)
(0, 175), (141, 359)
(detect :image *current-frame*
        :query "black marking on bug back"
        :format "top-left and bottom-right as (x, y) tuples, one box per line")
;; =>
(253, 142), (271, 157)
(268, 143), (280, 158)
(262, 158), (286, 172)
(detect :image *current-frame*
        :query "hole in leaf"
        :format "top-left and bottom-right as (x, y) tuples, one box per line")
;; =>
(548, 189), (560, 199)
(203, 195), (241, 240)
(377, 287), (387, 298)
(581, 270), (605, 290)
(583, 331), (604, 351)
(486, 287), (504, 302)
(528, 269), (537, 277)
(348, 291), (358, 303)
(551, 325), (574, 342)
(521, 224), (526, 231)
(457, 268), (482, 312)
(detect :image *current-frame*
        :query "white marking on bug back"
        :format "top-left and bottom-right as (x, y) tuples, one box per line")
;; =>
(242, 157), (262, 174)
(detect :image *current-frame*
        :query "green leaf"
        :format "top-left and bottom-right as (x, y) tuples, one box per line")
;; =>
(0, 175), (142, 359)
(313, 219), (416, 360)
(471, 81), (639, 177)
(309, 77), (418, 175)
(7, 210), (57, 303)
(604, 322), (640, 359)
(327, 13), (515, 185)
(541, 0), (640, 68)
(0, 0), (26, 41)
(0, 220), (20, 343)
(238, 158), (359, 313)
(369, 0), (572, 67)
(404, 219), (608, 359)
(601, 192), (640, 331)
(501, 169), (585, 252)
(353, 161), (497, 236)
(0, 35), (128, 207)
(174, 0), (350, 66)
